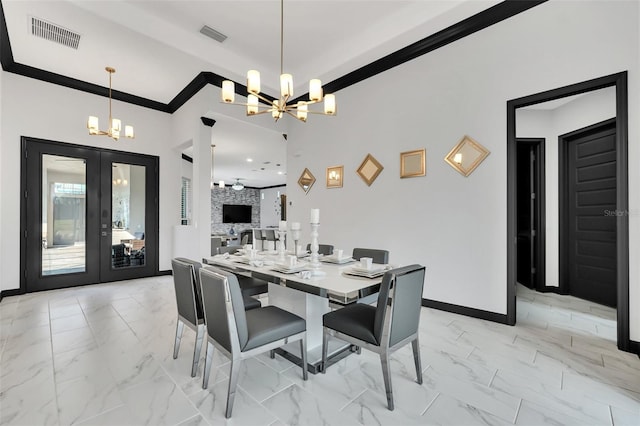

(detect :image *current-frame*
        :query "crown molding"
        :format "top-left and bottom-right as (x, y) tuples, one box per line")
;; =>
(1, 0), (547, 115)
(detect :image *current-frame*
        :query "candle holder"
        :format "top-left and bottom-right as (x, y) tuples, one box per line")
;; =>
(277, 230), (287, 261)
(291, 229), (301, 256)
(309, 222), (323, 274)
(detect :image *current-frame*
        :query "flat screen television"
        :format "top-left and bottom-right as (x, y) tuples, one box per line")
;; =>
(222, 204), (252, 223)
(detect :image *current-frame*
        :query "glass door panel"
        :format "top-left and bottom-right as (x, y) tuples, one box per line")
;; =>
(41, 154), (87, 275)
(111, 163), (146, 269)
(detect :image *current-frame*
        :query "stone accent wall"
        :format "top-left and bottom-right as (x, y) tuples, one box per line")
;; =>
(211, 187), (260, 235)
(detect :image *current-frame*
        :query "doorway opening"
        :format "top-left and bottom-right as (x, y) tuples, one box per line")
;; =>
(507, 72), (630, 353)
(516, 138), (545, 291)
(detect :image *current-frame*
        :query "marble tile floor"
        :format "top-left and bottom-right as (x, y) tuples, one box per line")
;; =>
(0, 277), (638, 425)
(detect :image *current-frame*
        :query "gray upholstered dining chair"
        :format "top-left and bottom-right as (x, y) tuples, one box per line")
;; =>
(306, 243), (334, 255)
(321, 264), (426, 410)
(171, 258), (260, 377)
(352, 247), (389, 264)
(199, 266), (308, 418)
(217, 246), (240, 255)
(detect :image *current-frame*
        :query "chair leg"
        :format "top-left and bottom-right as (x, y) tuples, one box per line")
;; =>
(411, 337), (423, 385)
(321, 328), (329, 374)
(173, 319), (184, 359)
(202, 342), (214, 389)
(300, 336), (308, 381)
(270, 349), (276, 359)
(380, 351), (394, 411)
(192, 324), (205, 377)
(225, 358), (242, 419)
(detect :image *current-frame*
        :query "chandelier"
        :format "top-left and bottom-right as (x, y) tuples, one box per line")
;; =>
(220, 0), (336, 122)
(87, 67), (134, 140)
(232, 179), (245, 191)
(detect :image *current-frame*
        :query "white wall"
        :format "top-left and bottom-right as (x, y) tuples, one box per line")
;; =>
(517, 88), (616, 287)
(260, 186), (286, 227)
(0, 71), (177, 290)
(285, 1), (640, 340)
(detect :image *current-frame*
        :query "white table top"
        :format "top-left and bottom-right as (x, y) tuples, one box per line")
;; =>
(204, 252), (388, 304)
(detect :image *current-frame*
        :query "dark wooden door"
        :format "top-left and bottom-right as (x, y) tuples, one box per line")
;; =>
(563, 120), (617, 307)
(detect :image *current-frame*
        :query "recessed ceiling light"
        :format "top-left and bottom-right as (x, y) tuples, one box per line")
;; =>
(277, 171), (284, 175)
(246, 158), (253, 162)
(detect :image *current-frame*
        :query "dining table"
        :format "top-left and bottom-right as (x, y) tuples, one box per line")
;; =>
(204, 250), (390, 372)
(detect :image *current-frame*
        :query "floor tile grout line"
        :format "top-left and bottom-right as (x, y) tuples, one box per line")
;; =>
(607, 404), (614, 426)
(47, 298), (63, 426)
(338, 388), (368, 412)
(512, 398), (523, 424)
(420, 392), (440, 416)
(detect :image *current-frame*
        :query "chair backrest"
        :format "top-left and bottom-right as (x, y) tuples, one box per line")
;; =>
(374, 264), (425, 347)
(171, 258), (203, 325)
(306, 243), (334, 255)
(211, 237), (223, 255)
(241, 234), (250, 245)
(253, 229), (262, 240)
(199, 266), (250, 353)
(264, 229), (276, 241)
(352, 248), (389, 264)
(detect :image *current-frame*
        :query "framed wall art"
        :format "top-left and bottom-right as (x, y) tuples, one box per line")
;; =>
(400, 149), (426, 178)
(326, 165), (343, 188)
(356, 154), (384, 186)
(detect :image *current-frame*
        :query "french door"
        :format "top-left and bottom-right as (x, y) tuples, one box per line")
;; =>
(21, 137), (159, 292)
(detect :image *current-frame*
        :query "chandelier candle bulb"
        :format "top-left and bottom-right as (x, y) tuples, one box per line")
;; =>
(454, 153), (463, 165)
(272, 100), (283, 120)
(296, 102), (308, 122)
(87, 116), (99, 134)
(280, 74), (293, 98)
(310, 209), (320, 224)
(222, 80), (235, 103)
(247, 70), (260, 93)
(247, 94), (259, 115)
(291, 222), (301, 230)
(279, 220), (287, 231)
(324, 94), (336, 115)
(309, 79), (323, 102)
(125, 125), (134, 139)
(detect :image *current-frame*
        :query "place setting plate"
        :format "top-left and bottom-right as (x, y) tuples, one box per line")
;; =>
(270, 262), (309, 274)
(343, 264), (390, 279)
(320, 256), (356, 264)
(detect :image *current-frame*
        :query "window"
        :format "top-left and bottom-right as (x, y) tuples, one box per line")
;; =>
(180, 177), (191, 225)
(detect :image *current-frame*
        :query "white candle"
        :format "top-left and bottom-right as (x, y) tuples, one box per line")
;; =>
(279, 220), (287, 231)
(291, 222), (301, 230)
(310, 209), (320, 224)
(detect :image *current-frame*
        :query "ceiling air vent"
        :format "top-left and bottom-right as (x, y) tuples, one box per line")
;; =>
(200, 25), (227, 43)
(31, 17), (81, 49)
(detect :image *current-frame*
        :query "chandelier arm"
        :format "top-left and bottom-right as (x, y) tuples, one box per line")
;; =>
(248, 91), (280, 106)
(305, 110), (334, 115)
(284, 110), (305, 122)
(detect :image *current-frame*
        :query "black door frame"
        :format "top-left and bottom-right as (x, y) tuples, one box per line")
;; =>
(516, 138), (546, 292)
(20, 137), (160, 293)
(506, 71), (631, 353)
(558, 118), (616, 299)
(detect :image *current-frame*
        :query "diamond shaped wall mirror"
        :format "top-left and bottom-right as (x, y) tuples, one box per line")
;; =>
(445, 135), (490, 177)
(298, 168), (316, 193)
(357, 154), (384, 186)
